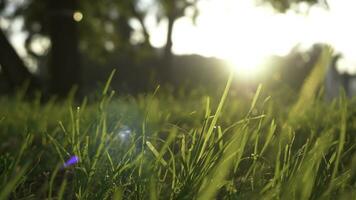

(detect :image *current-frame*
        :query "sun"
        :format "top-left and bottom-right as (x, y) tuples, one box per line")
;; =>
(168, 0), (336, 80)
(226, 54), (267, 79)
(171, 0), (296, 79)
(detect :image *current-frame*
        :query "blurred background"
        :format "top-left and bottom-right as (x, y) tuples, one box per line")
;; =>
(0, 0), (355, 99)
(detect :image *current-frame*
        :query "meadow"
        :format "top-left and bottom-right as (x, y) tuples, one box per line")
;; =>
(0, 72), (355, 200)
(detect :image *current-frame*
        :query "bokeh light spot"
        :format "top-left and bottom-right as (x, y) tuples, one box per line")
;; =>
(73, 11), (83, 22)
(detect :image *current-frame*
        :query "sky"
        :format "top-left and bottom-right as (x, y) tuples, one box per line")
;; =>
(149, 0), (356, 75)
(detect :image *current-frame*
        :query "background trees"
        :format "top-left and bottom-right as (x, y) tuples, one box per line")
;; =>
(0, 0), (202, 95)
(0, 0), (333, 97)
(258, 0), (320, 12)
(0, 28), (33, 90)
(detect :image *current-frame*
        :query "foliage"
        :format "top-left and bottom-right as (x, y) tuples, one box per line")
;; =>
(10, 0), (137, 60)
(0, 72), (355, 199)
(2, 0), (199, 62)
(257, 0), (323, 12)
(157, 0), (199, 23)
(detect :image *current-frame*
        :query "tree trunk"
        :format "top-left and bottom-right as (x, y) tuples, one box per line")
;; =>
(0, 28), (33, 89)
(160, 16), (175, 84)
(129, 3), (151, 48)
(164, 16), (175, 61)
(48, 0), (81, 97)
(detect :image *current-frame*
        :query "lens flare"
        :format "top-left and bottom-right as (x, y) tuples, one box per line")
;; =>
(63, 155), (79, 168)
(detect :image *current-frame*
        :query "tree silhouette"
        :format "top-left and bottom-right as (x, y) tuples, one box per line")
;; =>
(47, 0), (81, 96)
(0, 0), (331, 96)
(0, 0), (37, 91)
(157, 0), (199, 58)
(257, 0), (323, 12)
(1, 0), (143, 96)
(154, 0), (199, 82)
(0, 0), (81, 96)
(0, 28), (34, 89)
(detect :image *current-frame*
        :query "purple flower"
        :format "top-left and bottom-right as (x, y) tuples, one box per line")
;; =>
(63, 155), (79, 168)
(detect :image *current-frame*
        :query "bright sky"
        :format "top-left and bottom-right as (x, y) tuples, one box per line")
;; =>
(149, 0), (356, 75)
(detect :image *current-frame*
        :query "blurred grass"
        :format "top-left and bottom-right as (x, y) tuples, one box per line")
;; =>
(0, 66), (356, 199)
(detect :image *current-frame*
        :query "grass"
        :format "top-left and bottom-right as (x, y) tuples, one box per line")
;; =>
(0, 70), (355, 199)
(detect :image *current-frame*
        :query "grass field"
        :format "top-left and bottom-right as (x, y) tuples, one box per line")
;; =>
(0, 72), (355, 199)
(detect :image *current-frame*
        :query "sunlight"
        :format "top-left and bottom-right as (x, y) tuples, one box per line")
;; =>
(194, 0), (302, 77)
(226, 55), (267, 78)
(152, 0), (356, 76)
(170, 0), (306, 78)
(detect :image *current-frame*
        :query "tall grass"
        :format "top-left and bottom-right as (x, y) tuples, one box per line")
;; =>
(0, 70), (355, 199)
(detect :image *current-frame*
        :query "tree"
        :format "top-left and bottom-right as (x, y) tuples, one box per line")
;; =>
(151, 0), (199, 83)
(47, 0), (81, 96)
(0, 28), (34, 89)
(6, 0), (142, 96)
(1, 0), (81, 96)
(157, 0), (199, 59)
(0, 0), (37, 91)
(257, 0), (324, 12)
(1, 0), (203, 93)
